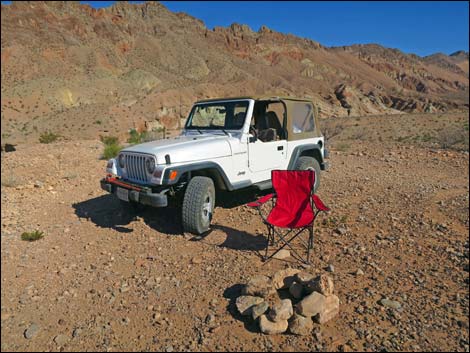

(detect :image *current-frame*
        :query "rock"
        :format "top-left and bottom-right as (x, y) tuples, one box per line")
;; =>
(54, 334), (69, 346)
(295, 271), (316, 285)
(355, 269), (364, 276)
(242, 275), (275, 298)
(326, 264), (335, 273)
(316, 294), (339, 324)
(335, 226), (347, 235)
(252, 301), (269, 320)
(297, 292), (326, 317)
(236, 295), (264, 316)
(259, 315), (288, 334)
(379, 298), (402, 310)
(205, 313), (215, 325)
(72, 328), (82, 338)
(305, 274), (334, 296)
(24, 323), (40, 339)
(269, 299), (293, 322)
(191, 256), (203, 264)
(272, 268), (301, 290)
(288, 313), (313, 336)
(289, 282), (304, 299)
(272, 249), (290, 260)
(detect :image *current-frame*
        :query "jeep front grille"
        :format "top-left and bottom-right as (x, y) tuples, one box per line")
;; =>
(125, 154), (149, 183)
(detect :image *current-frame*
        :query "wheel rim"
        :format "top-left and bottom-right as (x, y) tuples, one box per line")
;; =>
(201, 194), (213, 223)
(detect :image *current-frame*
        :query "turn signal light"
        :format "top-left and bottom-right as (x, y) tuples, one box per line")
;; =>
(169, 170), (178, 181)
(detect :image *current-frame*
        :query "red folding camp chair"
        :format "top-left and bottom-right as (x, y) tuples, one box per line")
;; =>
(247, 170), (330, 264)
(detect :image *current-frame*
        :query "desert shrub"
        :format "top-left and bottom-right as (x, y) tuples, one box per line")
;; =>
(100, 136), (119, 146)
(437, 128), (469, 150)
(1, 173), (21, 187)
(39, 131), (60, 144)
(127, 128), (154, 145)
(322, 123), (344, 141)
(335, 142), (350, 152)
(100, 135), (122, 159)
(21, 230), (44, 241)
(141, 127), (166, 143)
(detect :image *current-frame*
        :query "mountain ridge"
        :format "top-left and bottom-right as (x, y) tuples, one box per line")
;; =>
(1, 1), (468, 143)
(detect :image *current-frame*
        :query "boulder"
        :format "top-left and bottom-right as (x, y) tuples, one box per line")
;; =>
(269, 299), (293, 322)
(295, 271), (316, 285)
(242, 275), (275, 298)
(296, 291), (326, 317)
(316, 294), (339, 324)
(259, 315), (288, 334)
(305, 274), (334, 296)
(272, 268), (301, 290)
(235, 295), (264, 316)
(289, 313), (313, 336)
(289, 282), (304, 299)
(251, 301), (269, 320)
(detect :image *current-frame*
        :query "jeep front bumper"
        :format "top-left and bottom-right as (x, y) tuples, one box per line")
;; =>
(100, 176), (168, 207)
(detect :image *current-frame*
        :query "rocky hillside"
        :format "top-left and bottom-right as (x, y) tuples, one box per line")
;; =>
(1, 1), (469, 143)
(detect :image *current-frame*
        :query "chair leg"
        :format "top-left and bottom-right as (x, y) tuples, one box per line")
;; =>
(307, 227), (313, 264)
(264, 225), (272, 261)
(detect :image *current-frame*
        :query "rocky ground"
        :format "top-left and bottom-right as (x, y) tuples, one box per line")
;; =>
(1, 112), (469, 352)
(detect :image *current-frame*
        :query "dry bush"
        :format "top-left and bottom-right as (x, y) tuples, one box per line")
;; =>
(437, 128), (469, 150)
(322, 123), (344, 141)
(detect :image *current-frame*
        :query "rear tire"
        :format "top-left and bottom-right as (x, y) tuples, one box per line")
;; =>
(293, 156), (321, 192)
(182, 176), (215, 235)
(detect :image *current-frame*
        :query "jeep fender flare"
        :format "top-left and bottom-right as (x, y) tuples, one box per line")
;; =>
(287, 144), (327, 170)
(162, 162), (250, 191)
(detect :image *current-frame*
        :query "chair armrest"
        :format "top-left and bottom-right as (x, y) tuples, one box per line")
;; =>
(313, 195), (330, 212)
(247, 193), (275, 208)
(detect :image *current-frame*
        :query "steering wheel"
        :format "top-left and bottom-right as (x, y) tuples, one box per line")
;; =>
(249, 125), (258, 139)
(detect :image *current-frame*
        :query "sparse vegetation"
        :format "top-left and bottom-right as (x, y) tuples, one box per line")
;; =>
(437, 127), (469, 150)
(323, 124), (344, 141)
(39, 131), (60, 144)
(335, 142), (351, 152)
(127, 128), (145, 145)
(101, 135), (122, 159)
(1, 173), (21, 187)
(21, 230), (45, 242)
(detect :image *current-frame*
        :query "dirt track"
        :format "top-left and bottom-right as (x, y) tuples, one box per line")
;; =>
(1, 113), (469, 352)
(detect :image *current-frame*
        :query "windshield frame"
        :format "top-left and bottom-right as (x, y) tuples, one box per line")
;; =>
(184, 99), (251, 131)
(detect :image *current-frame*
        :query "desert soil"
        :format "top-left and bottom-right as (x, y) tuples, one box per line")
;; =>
(1, 112), (469, 352)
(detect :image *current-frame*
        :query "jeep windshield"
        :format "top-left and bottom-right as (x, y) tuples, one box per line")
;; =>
(185, 101), (249, 130)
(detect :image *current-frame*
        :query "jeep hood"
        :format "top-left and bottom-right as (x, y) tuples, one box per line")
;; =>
(122, 134), (232, 164)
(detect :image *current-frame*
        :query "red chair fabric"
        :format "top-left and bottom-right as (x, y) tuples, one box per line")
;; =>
(247, 193), (274, 208)
(267, 170), (316, 228)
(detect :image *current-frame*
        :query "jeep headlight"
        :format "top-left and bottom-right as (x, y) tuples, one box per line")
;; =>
(145, 157), (156, 174)
(106, 159), (117, 175)
(118, 154), (126, 168)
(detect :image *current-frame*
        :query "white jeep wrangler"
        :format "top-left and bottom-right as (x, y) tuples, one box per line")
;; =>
(101, 96), (328, 234)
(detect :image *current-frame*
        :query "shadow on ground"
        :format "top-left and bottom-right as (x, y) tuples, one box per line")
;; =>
(223, 284), (261, 334)
(216, 187), (272, 209)
(73, 186), (272, 237)
(72, 194), (182, 235)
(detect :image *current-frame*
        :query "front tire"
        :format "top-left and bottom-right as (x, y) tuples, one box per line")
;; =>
(293, 156), (321, 192)
(182, 176), (215, 235)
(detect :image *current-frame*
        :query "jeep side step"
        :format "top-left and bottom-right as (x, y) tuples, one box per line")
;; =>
(253, 180), (272, 191)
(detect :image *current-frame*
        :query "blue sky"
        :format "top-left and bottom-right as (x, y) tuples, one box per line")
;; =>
(2, 1), (468, 56)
